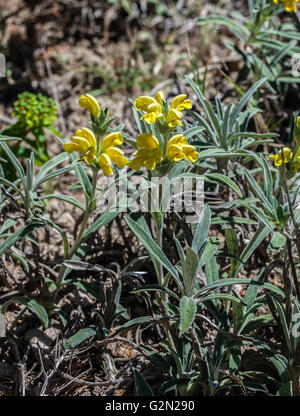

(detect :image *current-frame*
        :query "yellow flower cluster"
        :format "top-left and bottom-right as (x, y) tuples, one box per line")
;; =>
(128, 133), (162, 171)
(269, 147), (300, 174)
(128, 133), (198, 171)
(64, 91), (198, 176)
(134, 91), (192, 128)
(273, 0), (299, 12)
(167, 134), (199, 163)
(64, 128), (127, 176)
(64, 94), (128, 176)
(64, 127), (96, 165)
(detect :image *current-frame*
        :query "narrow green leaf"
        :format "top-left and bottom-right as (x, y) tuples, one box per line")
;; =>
(2, 297), (48, 329)
(133, 369), (154, 396)
(196, 278), (260, 297)
(192, 204), (211, 254)
(125, 216), (182, 292)
(64, 328), (96, 349)
(205, 173), (243, 198)
(198, 16), (250, 38)
(179, 296), (196, 333)
(198, 293), (243, 305)
(40, 193), (85, 211)
(235, 225), (270, 277)
(0, 219), (17, 235)
(0, 141), (25, 184)
(199, 237), (219, 268)
(133, 284), (179, 301)
(83, 211), (119, 241)
(35, 152), (70, 186)
(225, 228), (239, 277)
(0, 223), (44, 256)
(183, 247), (199, 297)
(0, 135), (22, 142)
(276, 382), (293, 396)
(111, 316), (152, 336)
(271, 296), (293, 355)
(244, 169), (273, 213)
(229, 78), (267, 128)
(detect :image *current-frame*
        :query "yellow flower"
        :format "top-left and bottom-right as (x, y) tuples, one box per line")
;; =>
(64, 129), (127, 175)
(269, 147), (293, 166)
(167, 134), (198, 163)
(273, 0), (299, 12)
(166, 94), (192, 128)
(165, 109), (184, 127)
(99, 132), (128, 176)
(79, 94), (100, 119)
(170, 94), (192, 112)
(289, 161), (300, 174)
(128, 133), (163, 171)
(295, 146), (300, 162)
(64, 127), (97, 165)
(134, 92), (164, 125)
(134, 90), (192, 127)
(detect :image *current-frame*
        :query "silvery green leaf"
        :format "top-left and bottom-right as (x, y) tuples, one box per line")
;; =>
(64, 328), (96, 349)
(183, 247), (199, 297)
(179, 296), (196, 334)
(192, 204), (211, 254)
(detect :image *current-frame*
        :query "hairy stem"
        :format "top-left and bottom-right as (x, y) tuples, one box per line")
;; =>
(53, 168), (98, 300)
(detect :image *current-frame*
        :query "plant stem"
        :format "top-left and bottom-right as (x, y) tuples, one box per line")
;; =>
(152, 217), (179, 360)
(52, 168), (98, 300)
(163, 133), (168, 162)
(280, 155), (300, 260)
(155, 221), (164, 288)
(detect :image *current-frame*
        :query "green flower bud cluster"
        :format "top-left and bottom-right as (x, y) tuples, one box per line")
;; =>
(13, 92), (57, 131)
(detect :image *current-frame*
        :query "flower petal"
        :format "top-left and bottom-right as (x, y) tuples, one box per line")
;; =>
(70, 136), (90, 152)
(137, 133), (160, 150)
(289, 162), (300, 174)
(84, 147), (96, 165)
(283, 147), (293, 162)
(169, 152), (186, 162)
(147, 103), (161, 112)
(155, 91), (164, 106)
(186, 151), (198, 163)
(170, 94), (187, 109)
(167, 144), (184, 160)
(144, 158), (157, 170)
(168, 134), (188, 147)
(105, 147), (128, 168)
(81, 127), (97, 148)
(79, 94), (100, 119)
(177, 99), (192, 112)
(115, 156), (128, 168)
(140, 112), (163, 124)
(128, 157), (144, 171)
(134, 96), (157, 111)
(105, 147), (124, 158)
(99, 153), (114, 176)
(101, 132), (123, 150)
(64, 142), (82, 153)
(166, 109), (183, 127)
